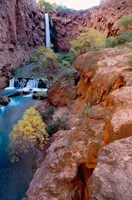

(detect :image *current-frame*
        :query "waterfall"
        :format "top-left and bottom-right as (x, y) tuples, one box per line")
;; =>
(25, 79), (39, 89)
(9, 78), (15, 88)
(5, 78), (15, 90)
(45, 13), (51, 47)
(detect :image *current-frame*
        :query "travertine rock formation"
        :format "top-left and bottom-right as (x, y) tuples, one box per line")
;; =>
(89, 136), (132, 200)
(50, 0), (132, 51)
(0, 0), (44, 89)
(26, 47), (132, 199)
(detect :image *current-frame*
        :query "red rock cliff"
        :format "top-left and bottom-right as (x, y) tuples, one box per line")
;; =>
(50, 0), (132, 51)
(0, 0), (44, 89)
(26, 47), (132, 200)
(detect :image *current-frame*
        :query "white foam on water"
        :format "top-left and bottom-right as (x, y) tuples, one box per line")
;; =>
(0, 106), (5, 112)
(4, 87), (15, 90)
(8, 99), (20, 106)
(23, 94), (32, 98)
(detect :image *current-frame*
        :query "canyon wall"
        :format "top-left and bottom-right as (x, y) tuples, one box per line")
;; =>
(50, 0), (132, 51)
(0, 0), (44, 89)
(26, 47), (132, 200)
(0, 0), (131, 88)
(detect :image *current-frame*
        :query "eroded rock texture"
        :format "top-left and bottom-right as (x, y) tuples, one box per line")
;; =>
(50, 0), (132, 51)
(89, 136), (132, 200)
(0, 0), (44, 89)
(26, 47), (132, 199)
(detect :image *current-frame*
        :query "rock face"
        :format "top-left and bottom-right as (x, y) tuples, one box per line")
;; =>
(89, 136), (132, 200)
(50, 0), (132, 51)
(0, 96), (10, 105)
(26, 47), (132, 199)
(47, 76), (77, 107)
(0, 0), (44, 89)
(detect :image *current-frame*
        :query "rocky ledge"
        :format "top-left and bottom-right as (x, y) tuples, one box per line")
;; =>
(89, 136), (132, 200)
(26, 47), (132, 199)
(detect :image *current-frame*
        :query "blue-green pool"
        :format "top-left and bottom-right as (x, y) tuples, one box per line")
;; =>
(0, 96), (38, 200)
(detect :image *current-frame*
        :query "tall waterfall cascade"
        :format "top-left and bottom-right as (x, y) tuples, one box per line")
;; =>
(45, 13), (51, 47)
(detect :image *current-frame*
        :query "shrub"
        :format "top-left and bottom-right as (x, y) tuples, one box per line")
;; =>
(32, 45), (58, 65)
(70, 27), (106, 58)
(106, 30), (132, 47)
(58, 52), (74, 66)
(46, 115), (70, 135)
(79, 102), (91, 118)
(38, 0), (57, 11)
(118, 14), (132, 30)
(41, 105), (56, 122)
(9, 107), (48, 162)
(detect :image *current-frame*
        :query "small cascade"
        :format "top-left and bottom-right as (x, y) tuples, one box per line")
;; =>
(5, 78), (15, 90)
(9, 78), (15, 88)
(3, 77), (48, 96)
(19, 78), (27, 88)
(25, 79), (39, 89)
(45, 13), (51, 47)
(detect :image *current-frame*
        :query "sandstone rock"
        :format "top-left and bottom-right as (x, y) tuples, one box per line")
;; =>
(89, 136), (132, 200)
(26, 117), (105, 200)
(26, 47), (132, 200)
(74, 48), (132, 109)
(48, 76), (77, 107)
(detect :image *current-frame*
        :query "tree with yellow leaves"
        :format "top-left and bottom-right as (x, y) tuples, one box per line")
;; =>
(9, 107), (48, 162)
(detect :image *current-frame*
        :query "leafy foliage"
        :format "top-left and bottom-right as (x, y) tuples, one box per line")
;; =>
(46, 115), (70, 135)
(41, 105), (56, 122)
(32, 45), (58, 64)
(38, 0), (56, 11)
(79, 102), (91, 119)
(106, 30), (132, 47)
(58, 52), (75, 67)
(31, 45), (58, 76)
(70, 27), (106, 58)
(9, 107), (48, 162)
(118, 14), (132, 30)
(37, 0), (72, 12)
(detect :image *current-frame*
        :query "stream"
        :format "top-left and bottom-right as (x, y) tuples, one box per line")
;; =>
(0, 95), (39, 200)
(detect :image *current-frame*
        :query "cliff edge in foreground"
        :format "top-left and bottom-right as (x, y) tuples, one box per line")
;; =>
(26, 47), (132, 200)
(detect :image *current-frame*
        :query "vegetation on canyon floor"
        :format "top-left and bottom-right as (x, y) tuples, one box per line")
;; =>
(9, 107), (49, 162)
(70, 27), (106, 58)
(40, 105), (70, 135)
(8, 13), (132, 163)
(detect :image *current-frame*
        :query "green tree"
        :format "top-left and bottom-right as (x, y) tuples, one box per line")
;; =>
(32, 45), (58, 64)
(38, 0), (57, 11)
(31, 45), (58, 76)
(9, 107), (49, 162)
(118, 14), (132, 30)
(70, 27), (106, 58)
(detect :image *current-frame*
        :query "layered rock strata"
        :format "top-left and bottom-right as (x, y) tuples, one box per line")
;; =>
(26, 47), (132, 199)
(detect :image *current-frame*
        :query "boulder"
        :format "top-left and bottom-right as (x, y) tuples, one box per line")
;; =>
(0, 96), (11, 105)
(89, 136), (132, 200)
